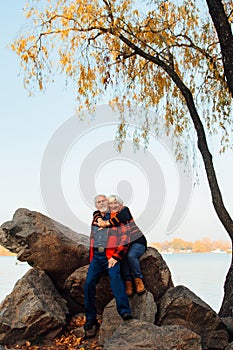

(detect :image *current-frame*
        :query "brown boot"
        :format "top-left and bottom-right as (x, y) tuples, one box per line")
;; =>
(125, 280), (133, 297)
(134, 278), (145, 295)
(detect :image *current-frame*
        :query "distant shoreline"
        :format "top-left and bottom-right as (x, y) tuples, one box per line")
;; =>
(150, 237), (231, 254)
(0, 245), (15, 257)
(160, 250), (231, 254)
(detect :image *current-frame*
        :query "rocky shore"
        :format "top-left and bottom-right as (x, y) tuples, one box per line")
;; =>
(0, 208), (232, 349)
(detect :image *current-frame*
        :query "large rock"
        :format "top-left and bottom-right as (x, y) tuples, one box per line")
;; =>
(156, 285), (229, 349)
(129, 291), (157, 322)
(0, 268), (69, 345)
(104, 320), (202, 350)
(64, 265), (113, 314)
(0, 208), (90, 287)
(140, 247), (173, 301)
(99, 291), (157, 346)
(221, 317), (233, 342)
(65, 246), (172, 314)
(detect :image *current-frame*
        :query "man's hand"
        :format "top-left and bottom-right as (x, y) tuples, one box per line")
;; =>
(97, 218), (110, 227)
(108, 257), (118, 268)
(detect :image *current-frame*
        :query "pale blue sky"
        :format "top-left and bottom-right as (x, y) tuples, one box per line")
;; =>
(0, 1), (233, 243)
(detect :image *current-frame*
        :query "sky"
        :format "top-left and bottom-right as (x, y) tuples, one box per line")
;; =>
(0, 1), (233, 244)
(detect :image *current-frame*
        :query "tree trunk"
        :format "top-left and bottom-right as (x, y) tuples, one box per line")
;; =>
(205, 0), (233, 316)
(171, 78), (233, 317)
(219, 240), (233, 316)
(119, 19), (233, 315)
(206, 0), (233, 97)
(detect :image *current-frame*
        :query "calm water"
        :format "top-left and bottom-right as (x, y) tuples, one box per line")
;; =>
(0, 253), (231, 312)
(0, 256), (30, 302)
(162, 252), (232, 312)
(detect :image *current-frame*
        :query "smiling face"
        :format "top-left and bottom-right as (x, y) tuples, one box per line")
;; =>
(95, 195), (109, 213)
(109, 199), (122, 213)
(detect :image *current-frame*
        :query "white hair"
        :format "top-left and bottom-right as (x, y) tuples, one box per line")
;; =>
(94, 194), (107, 205)
(108, 195), (124, 205)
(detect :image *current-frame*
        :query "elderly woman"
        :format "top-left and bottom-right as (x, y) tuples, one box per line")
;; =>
(96, 195), (147, 297)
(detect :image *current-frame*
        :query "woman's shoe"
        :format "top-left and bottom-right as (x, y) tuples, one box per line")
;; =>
(125, 280), (133, 297)
(134, 277), (146, 295)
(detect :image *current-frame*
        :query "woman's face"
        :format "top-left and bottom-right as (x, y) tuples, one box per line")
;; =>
(109, 199), (121, 212)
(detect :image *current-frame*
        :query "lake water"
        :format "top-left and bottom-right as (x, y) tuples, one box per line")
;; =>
(0, 253), (231, 312)
(0, 256), (30, 303)
(162, 252), (232, 312)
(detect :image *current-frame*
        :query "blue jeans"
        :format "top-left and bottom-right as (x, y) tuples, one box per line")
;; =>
(84, 251), (131, 320)
(121, 243), (146, 281)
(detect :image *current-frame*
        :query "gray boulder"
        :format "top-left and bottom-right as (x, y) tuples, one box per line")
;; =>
(99, 290), (157, 346)
(104, 319), (202, 350)
(0, 268), (69, 345)
(0, 208), (90, 288)
(140, 247), (173, 301)
(129, 290), (157, 322)
(156, 285), (229, 349)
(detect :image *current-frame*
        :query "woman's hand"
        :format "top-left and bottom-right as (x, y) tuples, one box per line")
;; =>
(108, 257), (118, 268)
(97, 218), (110, 227)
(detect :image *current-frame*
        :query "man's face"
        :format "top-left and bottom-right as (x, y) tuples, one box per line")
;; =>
(95, 196), (109, 213)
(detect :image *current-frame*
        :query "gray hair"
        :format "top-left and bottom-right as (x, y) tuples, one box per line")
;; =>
(94, 194), (107, 205)
(108, 195), (124, 205)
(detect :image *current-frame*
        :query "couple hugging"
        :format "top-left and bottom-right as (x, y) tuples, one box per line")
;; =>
(84, 194), (147, 338)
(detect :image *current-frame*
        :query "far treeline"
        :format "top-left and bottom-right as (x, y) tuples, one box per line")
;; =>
(0, 245), (15, 256)
(150, 238), (231, 253)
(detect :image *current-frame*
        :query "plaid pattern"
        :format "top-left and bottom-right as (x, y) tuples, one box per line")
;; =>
(89, 211), (130, 262)
(109, 207), (145, 244)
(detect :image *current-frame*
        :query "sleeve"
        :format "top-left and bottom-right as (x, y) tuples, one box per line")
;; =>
(90, 211), (101, 261)
(109, 206), (133, 226)
(93, 210), (102, 223)
(89, 226), (95, 262)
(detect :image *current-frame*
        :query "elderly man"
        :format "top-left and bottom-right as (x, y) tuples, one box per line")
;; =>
(84, 194), (132, 338)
